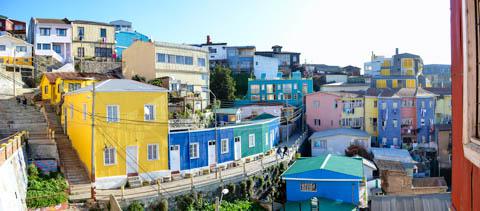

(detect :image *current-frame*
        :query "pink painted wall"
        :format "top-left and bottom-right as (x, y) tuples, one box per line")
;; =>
(400, 97), (417, 129)
(305, 92), (342, 131)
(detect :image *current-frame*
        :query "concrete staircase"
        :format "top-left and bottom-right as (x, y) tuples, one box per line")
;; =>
(0, 98), (47, 139)
(43, 106), (92, 202)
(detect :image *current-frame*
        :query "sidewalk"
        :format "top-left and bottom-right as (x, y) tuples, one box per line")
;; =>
(96, 148), (294, 201)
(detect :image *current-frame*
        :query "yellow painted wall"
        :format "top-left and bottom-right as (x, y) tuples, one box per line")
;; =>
(364, 97), (378, 136)
(376, 80), (386, 88)
(122, 41), (156, 80)
(435, 95), (452, 122)
(39, 75), (53, 101)
(406, 79), (416, 88)
(392, 80), (398, 88)
(63, 91), (169, 178)
(52, 78), (96, 104)
(71, 22), (115, 58)
(0, 56), (32, 66)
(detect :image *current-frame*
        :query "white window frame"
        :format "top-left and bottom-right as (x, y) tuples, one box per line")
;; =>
(104, 147), (116, 166)
(147, 144), (159, 160)
(221, 138), (229, 154)
(462, 0), (480, 168)
(248, 134), (255, 148)
(265, 132), (269, 145)
(106, 105), (120, 123)
(144, 104), (155, 121)
(189, 143), (199, 159)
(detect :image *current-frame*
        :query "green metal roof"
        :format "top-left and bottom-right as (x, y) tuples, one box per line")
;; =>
(251, 113), (276, 120)
(285, 198), (356, 211)
(282, 154), (363, 178)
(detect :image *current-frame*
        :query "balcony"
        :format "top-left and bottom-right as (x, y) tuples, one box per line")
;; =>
(401, 124), (417, 136)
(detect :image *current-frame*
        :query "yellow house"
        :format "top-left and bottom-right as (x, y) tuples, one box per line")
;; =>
(425, 88), (452, 124)
(71, 20), (115, 61)
(62, 79), (169, 189)
(39, 72), (117, 104)
(334, 92), (365, 130)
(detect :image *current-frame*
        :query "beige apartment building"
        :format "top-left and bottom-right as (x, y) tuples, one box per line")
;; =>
(123, 41), (210, 109)
(71, 20), (115, 61)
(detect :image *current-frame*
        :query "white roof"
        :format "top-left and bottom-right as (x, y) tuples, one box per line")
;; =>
(66, 79), (168, 95)
(0, 35), (33, 46)
(371, 147), (417, 163)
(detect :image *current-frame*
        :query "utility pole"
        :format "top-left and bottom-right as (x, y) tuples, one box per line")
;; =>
(12, 50), (16, 96)
(90, 81), (96, 200)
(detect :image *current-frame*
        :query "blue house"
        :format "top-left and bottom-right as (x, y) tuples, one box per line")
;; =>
(282, 154), (365, 206)
(415, 96), (436, 145)
(168, 117), (280, 173)
(226, 46), (256, 74)
(238, 71), (313, 107)
(115, 30), (149, 60)
(377, 90), (402, 147)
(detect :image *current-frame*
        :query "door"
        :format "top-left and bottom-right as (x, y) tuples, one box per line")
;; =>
(63, 106), (67, 134)
(51, 86), (56, 103)
(208, 140), (216, 165)
(234, 137), (241, 160)
(126, 146), (138, 176)
(170, 145), (181, 171)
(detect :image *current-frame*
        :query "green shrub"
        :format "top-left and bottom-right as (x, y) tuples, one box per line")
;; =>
(128, 201), (144, 211)
(159, 199), (168, 211)
(26, 165), (68, 208)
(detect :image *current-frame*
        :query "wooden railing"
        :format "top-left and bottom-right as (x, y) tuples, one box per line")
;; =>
(0, 131), (28, 166)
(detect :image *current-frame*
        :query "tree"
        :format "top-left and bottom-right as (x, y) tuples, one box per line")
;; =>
(233, 72), (251, 98)
(131, 75), (146, 82)
(210, 65), (236, 101)
(148, 78), (164, 87)
(345, 144), (372, 160)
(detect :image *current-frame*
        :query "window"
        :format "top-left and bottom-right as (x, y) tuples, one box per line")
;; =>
(313, 140), (327, 149)
(421, 101), (425, 108)
(175, 55), (185, 64)
(82, 103), (87, 120)
(221, 138), (229, 154)
(185, 56), (193, 65)
(0, 45), (5, 51)
(300, 183), (317, 192)
(284, 93), (292, 100)
(261, 84), (265, 90)
(314, 119), (321, 126)
(266, 84), (273, 93)
(77, 47), (85, 57)
(313, 101), (320, 109)
(42, 44), (51, 50)
(208, 47), (217, 53)
(293, 83), (298, 90)
(392, 102), (398, 109)
(429, 101), (433, 108)
(70, 104), (74, 119)
(167, 54), (175, 63)
(198, 58), (206, 67)
(107, 105), (119, 122)
(104, 148), (116, 165)
(157, 53), (166, 62)
(78, 27), (85, 37)
(144, 104), (155, 121)
(393, 138), (398, 146)
(393, 119), (398, 127)
(95, 47), (112, 57)
(68, 83), (81, 92)
(302, 83), (308, 94)
(40, 28), (50, 36)
(44, 86), (48, 94)
(251, 95), (260, 101)
(382, 137), (387, 145)
(249, 134), (255, 147)
(283, 84), (292, 93)
(148, 144), (159, 160)
(56, 28), (66, 36)
(381, 102), (387, 109)
(189, 143), (200, 159)
(421, 118), (425, 126)
(250, 85), (260, 94)
(422, 136), (426, 143)
(373, 100), (378, 108)
(15, 46), (26, 52)
(100, 28), (107, 38)
(52, 44), (61, 54)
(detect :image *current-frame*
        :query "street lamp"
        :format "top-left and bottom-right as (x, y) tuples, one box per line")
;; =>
(216, 188), (229, 211)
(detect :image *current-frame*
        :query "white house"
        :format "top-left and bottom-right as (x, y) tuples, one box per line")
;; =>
(28, 18), (73, 65)
(325, 74), (348, 84)
(309, 128), (371, 157)
(0, 34), (33, 64)
(254, 55), (279, 79)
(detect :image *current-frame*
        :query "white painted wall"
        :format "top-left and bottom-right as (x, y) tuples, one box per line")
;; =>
(364, 56), (390, 76)
(254, 55), (279, 79)
(311, 134), (371, 156)
(325, 74), (348, 83)
(0, 148), (28, 211)
(31, 22), (73, 62)
(201, 44), (227, 61)
(0, 36), (33, 58)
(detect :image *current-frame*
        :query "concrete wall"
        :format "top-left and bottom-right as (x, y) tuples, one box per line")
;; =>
(253, 55), (279, 79)
(0, 144), (28, 211)
(122, 41), (156, 80)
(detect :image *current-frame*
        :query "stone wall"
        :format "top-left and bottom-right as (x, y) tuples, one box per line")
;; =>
(76, 60), (122, 76)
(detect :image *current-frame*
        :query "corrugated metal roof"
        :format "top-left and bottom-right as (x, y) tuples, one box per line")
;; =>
(370, 193), (451, 211)
(214, 108), (239, 114)
(371, 147), (416, 163)
(309, 128), (369, 140)
(42, 72), (118, 84)
(282, 154), (363, 178)
(65, 79), (168, 95)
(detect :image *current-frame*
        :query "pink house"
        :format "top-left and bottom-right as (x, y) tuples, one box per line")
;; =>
(305, 92), (343, 131)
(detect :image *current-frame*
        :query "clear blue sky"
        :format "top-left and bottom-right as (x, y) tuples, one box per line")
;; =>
(2, 0), (451, 68)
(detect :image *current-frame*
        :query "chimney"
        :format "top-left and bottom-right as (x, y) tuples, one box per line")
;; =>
(207, 35), (211, 44)
(395, 48), (399, 55)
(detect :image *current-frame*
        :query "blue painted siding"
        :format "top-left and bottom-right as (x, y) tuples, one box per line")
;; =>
(217, 128), (235, 163)
(285, 180), (360, 204)
(416, 97), (436, 144)
(377, 98), (402, 147)
(115, 31), (149, 59)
